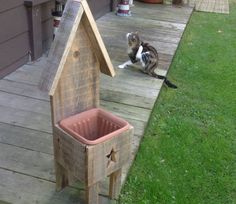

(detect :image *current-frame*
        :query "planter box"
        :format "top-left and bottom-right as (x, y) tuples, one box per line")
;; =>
(41, 1), (133, 203)
(53, 122), (133, 203)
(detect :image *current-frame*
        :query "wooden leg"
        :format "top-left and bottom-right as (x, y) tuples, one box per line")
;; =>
(86, 183), (99, 204)
(109, 169), (122, 199)
(55, 162), (69, 191)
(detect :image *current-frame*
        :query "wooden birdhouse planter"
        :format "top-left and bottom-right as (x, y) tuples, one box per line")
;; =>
(39, 0), (133, 203)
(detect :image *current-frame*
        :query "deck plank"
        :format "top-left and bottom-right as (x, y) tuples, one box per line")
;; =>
(0, 168), (110, 204)
(193, 0), (229, 14)
(0, 123), (53, 155)
(0, 2), (193, 203)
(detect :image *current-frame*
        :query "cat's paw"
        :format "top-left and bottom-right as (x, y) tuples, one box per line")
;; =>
(118, 64), (126, 69)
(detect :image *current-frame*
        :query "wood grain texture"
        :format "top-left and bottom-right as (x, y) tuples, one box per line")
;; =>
(0, 168), (111, 204)
(86, 127), (133, 186)
(53, 125), (86, 182)
(50, 21), (101, 123)
(81, 0), (115, 77)
(109, 168), (122, 199)
(40, 0), (85, 92)
(0, 122), (53, 154)
(86, 183), (99, 204)
(194, 0), (229, 14)
(40, 0), (115, 94)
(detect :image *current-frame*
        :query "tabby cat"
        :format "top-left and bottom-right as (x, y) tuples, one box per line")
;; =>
(118, 32), (177, 89)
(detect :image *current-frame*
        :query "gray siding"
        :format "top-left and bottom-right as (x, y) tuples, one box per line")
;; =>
(0, 1), (30, 78)
(0, 0), (111, 78)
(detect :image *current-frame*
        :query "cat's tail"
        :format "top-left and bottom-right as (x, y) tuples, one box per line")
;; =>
(152, 73), (178, 89)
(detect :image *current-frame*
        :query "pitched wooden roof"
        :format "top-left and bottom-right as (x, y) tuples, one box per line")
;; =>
(39, 0), (115, 95)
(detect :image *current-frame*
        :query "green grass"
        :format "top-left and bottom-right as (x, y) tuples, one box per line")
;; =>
(119, 2), (236, 204)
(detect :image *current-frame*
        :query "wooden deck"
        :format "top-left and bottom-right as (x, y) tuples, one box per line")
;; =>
(0, 2), (193, 203)
(191, 0), (229, 14)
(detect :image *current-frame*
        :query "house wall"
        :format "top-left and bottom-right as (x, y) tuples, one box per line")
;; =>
(0, 0), (30, 78)
(0, 0), (112, 78)
(0, 0), (55, 78)
(41, 1), (55, 51)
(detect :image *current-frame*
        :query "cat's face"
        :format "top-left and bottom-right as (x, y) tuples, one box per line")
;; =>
(126, 32), (140, 48)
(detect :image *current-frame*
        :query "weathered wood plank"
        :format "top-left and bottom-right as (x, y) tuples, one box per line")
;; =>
(0, 122), (53, 155)
(40, 0), (85, 92)
(81, 0), (115, 77)
(0, 105), (51, 133)
(0, 142), (54, 181)
(130, 2), (192, 23)
(0, 91), (50, 115)
(4, 67), (43, 86)
(100, 100), (151, 122)
(194, 0), (229, 14)
(0, 81), (145, 136)
(97, 15), (186, 35)
(0, 79), (49, 101)
(100, 88), (156, 109)
(0, 168), (111, 204)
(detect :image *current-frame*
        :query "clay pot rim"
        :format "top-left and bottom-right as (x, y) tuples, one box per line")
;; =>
(59, 108), (131, 145)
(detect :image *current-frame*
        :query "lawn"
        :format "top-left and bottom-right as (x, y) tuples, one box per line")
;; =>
(119, 1), (236, 204)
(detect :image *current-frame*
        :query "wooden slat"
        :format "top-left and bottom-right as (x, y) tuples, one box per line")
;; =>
(0, 122), (53, 155)
(40, 0), (85, 92)
(195, 0), (229, 14)
(100, 100), (151, 122)
(0, 142), (54, 181)
(4, 66), (44, 85)
(100, 88), (157, 109)
(0, 168), (111, 204)
(0, 91), (50, 116)
(86, 127), (133, 186)
(51, 21), (100, 124)
(81, 0), (115, 77)
(0, 79), (48, 101)
(0, 105), (51, 133)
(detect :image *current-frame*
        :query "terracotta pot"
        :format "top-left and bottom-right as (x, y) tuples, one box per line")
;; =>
(59, 108), (130, 145)
(139, 0), (163, 4)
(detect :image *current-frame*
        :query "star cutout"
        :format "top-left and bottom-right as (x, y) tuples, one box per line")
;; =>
(106, 148), (118, 167)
